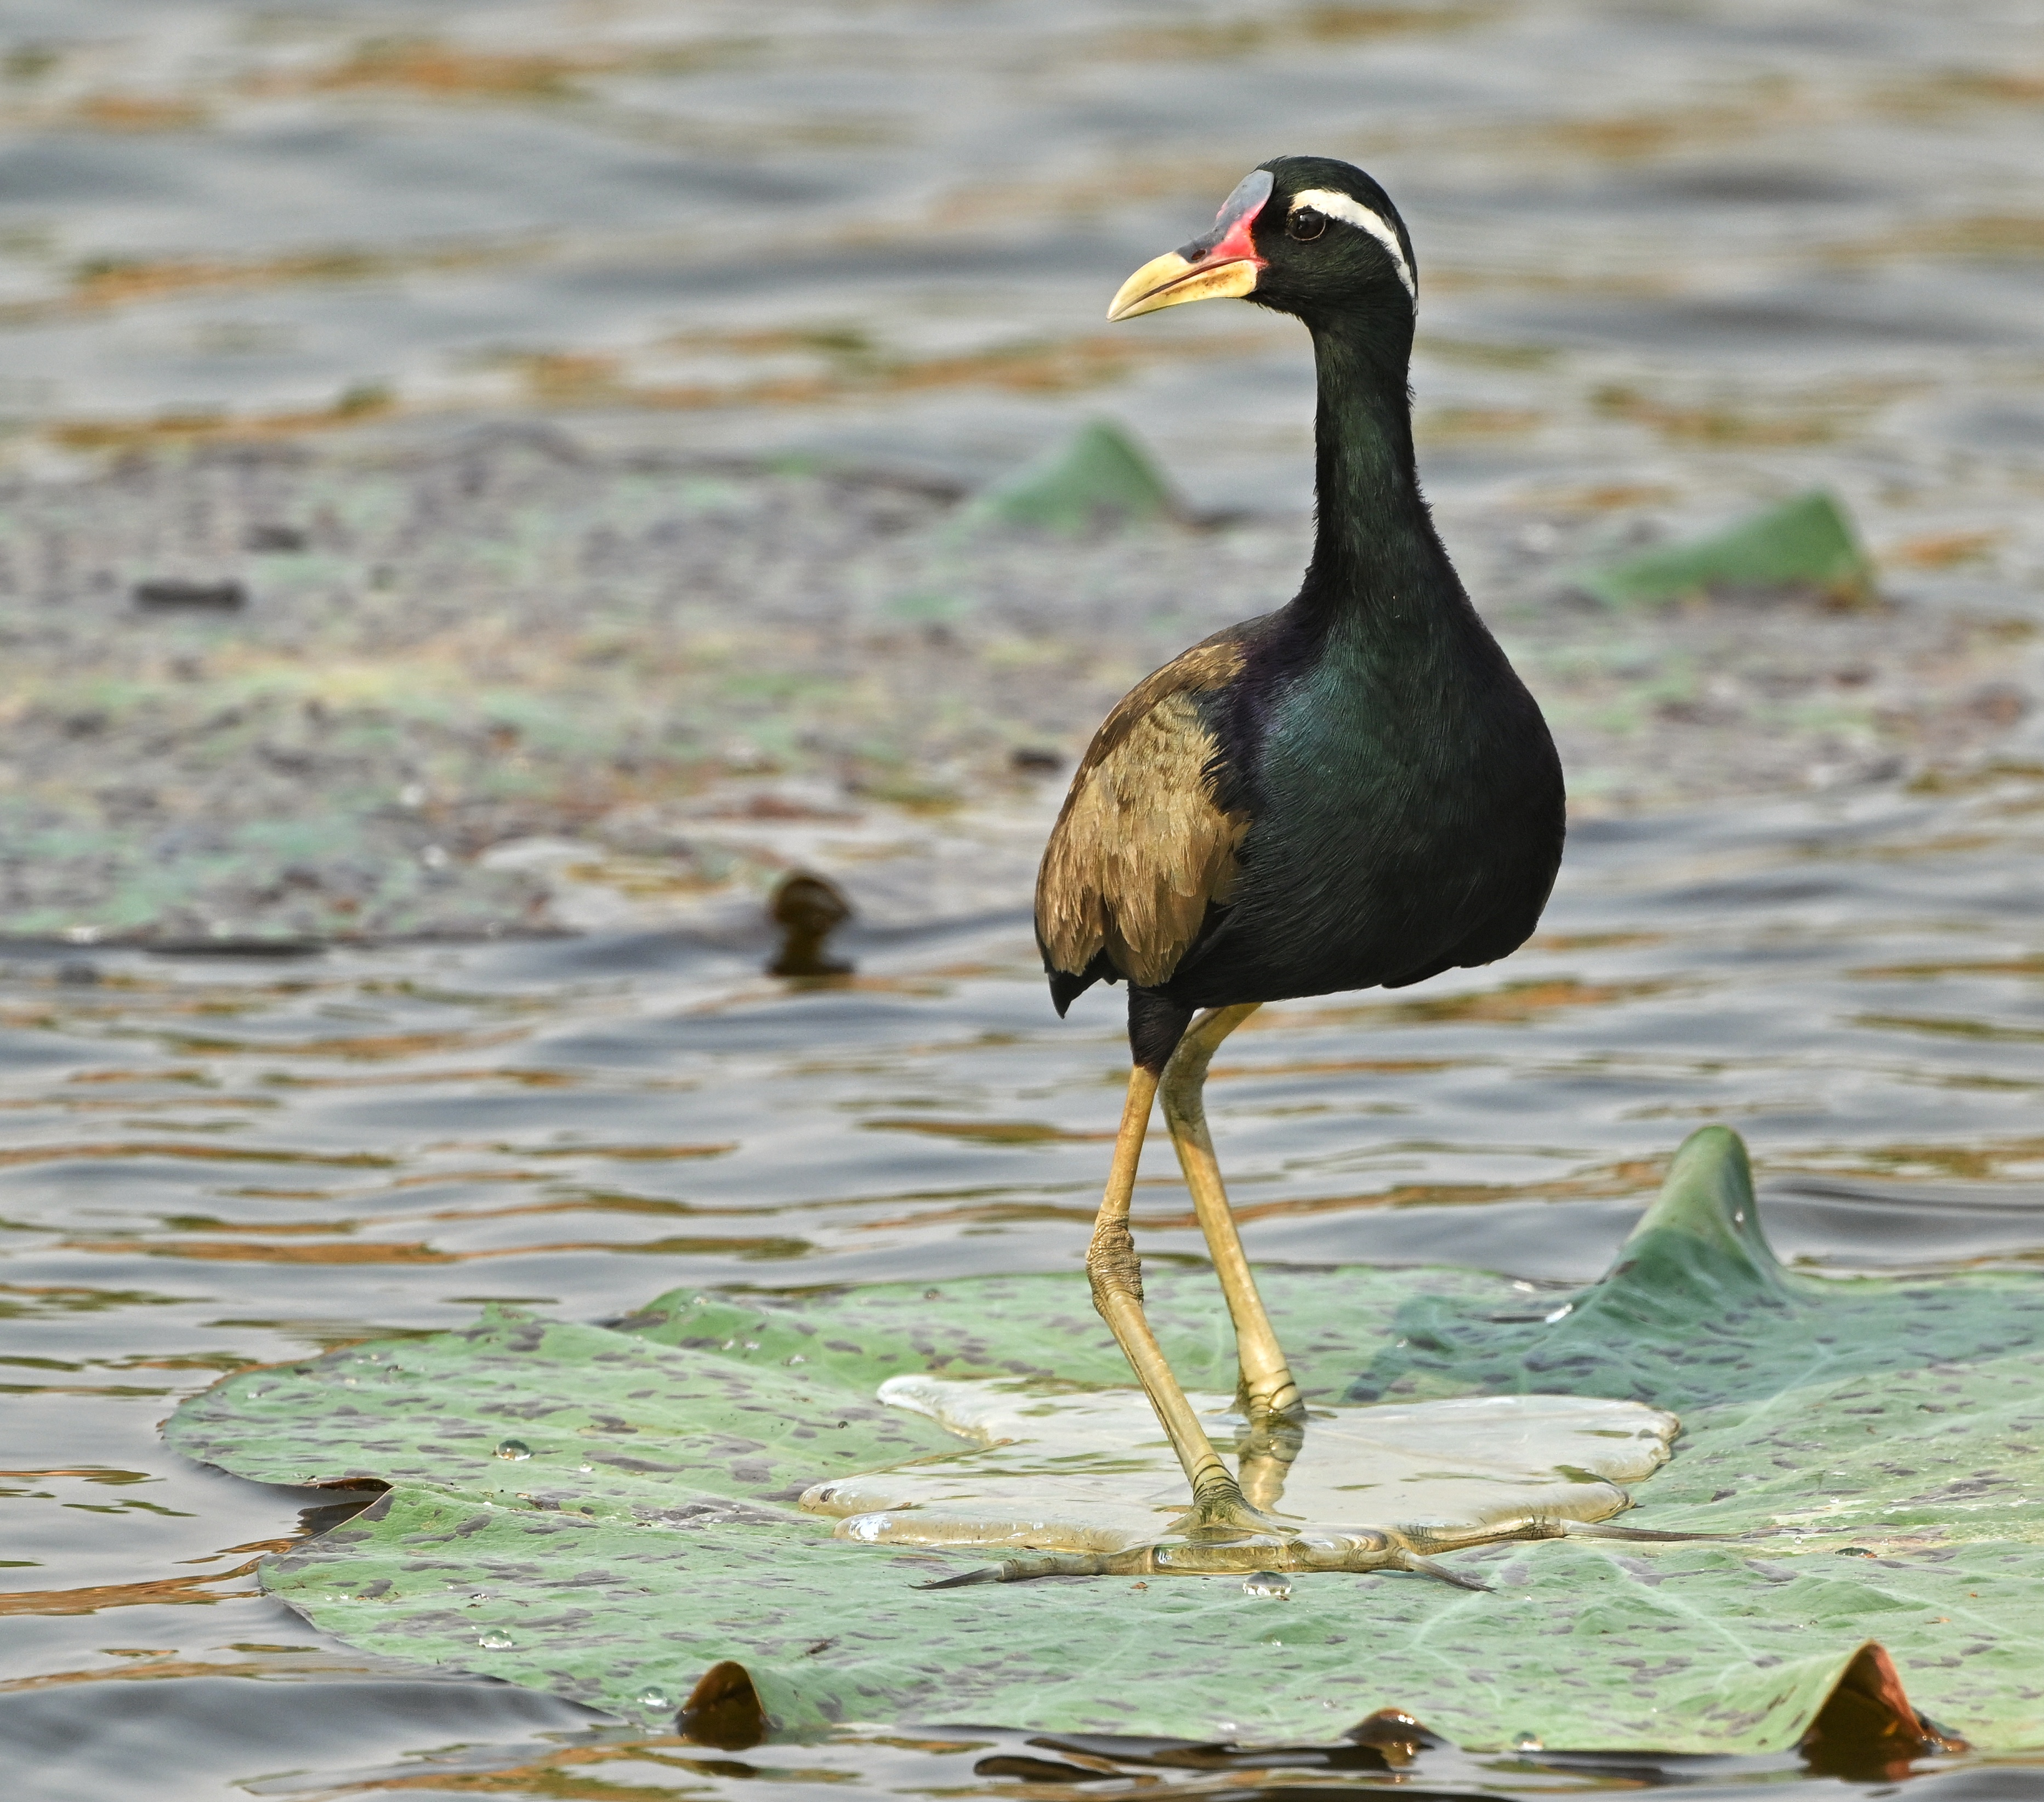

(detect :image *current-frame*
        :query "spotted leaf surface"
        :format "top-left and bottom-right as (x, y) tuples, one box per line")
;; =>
(168, 1127), (2044, 1751)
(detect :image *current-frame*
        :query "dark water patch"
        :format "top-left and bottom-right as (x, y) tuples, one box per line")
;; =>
(0, 1676), (609, 1802)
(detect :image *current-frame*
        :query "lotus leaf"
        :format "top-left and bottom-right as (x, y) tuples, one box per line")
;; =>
(1577, 490), (1873, 608)
(958, 419), (1179, 533)
(166, 1126), (2044, 1752)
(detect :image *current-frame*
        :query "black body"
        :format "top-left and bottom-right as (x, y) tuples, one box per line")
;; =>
(1045, 157), (1565, 1069)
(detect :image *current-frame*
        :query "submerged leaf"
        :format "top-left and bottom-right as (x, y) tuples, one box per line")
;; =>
(957, 419), (1179, 534)
(167, 1125), (2044, 1752)
(1577, 490), (1875, 608)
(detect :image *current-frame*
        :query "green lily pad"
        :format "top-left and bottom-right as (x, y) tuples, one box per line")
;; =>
(166, 1126), (2044, 1752)
(957, 419), (1179, 533)
(1577, 490), (1875, 608)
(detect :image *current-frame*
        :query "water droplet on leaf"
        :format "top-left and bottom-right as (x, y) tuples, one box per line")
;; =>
(1242, 1571), (1292, 1599)
(495, 1439), (532, 1460)
(478, 1629), (514, 1649)
(636, 1685), (673, 1710)
(1512, 1731), (1543, 1752)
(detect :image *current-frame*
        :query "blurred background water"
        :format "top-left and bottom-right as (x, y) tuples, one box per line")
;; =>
(0, 0), (2039, 541)
(5, 2), (2044, 1798)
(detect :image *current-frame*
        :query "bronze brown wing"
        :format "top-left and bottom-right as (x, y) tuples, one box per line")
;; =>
(1036, 634), (1250, 996)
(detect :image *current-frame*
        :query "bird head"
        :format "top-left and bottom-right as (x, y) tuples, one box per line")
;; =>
(1106, 156), (1416, 328)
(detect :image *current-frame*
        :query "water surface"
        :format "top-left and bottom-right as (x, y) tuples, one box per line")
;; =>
(5, 0), (2044, 1795)
(9, 772), (2044, 1797)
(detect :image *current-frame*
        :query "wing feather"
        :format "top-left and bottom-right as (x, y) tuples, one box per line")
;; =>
(1036, 637), (1248, 988)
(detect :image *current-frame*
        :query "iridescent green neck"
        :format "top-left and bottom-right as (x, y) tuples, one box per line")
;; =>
(1298, 314), (1457, 630)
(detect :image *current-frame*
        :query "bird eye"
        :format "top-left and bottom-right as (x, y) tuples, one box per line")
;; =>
(1287, 207), (1327, 242)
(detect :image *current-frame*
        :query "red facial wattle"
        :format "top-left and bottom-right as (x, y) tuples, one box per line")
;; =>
(1180, 168), (1275, 272)
(1203, 208), (1264, 269)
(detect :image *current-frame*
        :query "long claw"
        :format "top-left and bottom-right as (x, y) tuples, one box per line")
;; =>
(1397, 1553), (1490, 1591)
(919, 1553), (1116, 1588)
(917, 1565), (1005, 1589)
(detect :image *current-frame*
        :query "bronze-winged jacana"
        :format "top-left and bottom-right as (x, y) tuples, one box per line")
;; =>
(1036, 157), (1565, 1547)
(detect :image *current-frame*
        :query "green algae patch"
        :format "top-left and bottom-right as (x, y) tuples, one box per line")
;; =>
(1579, 491), (1875, 609)
(166, 1127), (2044, 1752)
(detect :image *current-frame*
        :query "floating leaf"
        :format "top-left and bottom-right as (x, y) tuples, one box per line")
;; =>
(956, 419), (1178, 533)
(1577, 490), (1875, 608)
(166, 1127), (2044, 1752)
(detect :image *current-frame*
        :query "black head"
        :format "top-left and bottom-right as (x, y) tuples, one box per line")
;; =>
(1106, 156), (1417, 329)
(1248, 155), (1416, 322)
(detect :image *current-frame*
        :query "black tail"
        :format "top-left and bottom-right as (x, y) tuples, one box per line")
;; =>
(1044, 949), (1118, 1019)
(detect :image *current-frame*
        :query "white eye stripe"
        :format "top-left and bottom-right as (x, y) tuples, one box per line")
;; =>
(1288, 188), (1416, 297)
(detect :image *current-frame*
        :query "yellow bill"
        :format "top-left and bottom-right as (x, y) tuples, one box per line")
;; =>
(1106, 167), (1273, 322)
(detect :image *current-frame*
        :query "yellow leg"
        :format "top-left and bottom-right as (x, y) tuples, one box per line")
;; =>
(1160, 1004), (1303, 1425)
(1086, 1067), (1291, 1540)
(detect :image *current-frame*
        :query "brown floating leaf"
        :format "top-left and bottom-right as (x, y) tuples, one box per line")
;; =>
(767, 871), (854, 977)
(678, 1659), (766, 1751)
(1801, 1643), (1963, 1781)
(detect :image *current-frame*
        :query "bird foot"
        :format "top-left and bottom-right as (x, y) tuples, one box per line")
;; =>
(912, 1517), (1746, 1592)
(1168, 1478), (1300, 1545)
(917, 1526), (1474, 1589)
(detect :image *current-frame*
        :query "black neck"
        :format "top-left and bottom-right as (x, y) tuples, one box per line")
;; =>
(1298, 313), (1455, 623)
